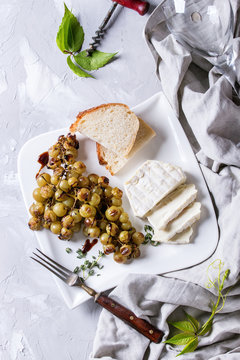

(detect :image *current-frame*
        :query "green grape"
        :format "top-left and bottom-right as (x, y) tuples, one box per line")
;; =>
(53, 203), (67, 217)
(99, 219), (107, 232)
(50, 221), (62, 234)
(69, 209), (82, 223)
(44, 209), (57, 223)
(62, 197), (74, 209)
(53, 166), (65, 177)
(100, 233), (112, 245)
(29, 203), (45, 217)
(28, 217), (41, 231)
(55, 189), (67, 202)
(119, 212), (129, 223)
(68, 177), (78, 187)
(72, 161), (86, 175)
(92, 186), (103, 196)
(104, 186), (113, 198)
(113, 251), (127, 263)
(80, 204), (96, 218)
(61, 215), (74, 229)
(131, 245), (141, 259)
(37, 173), (51, 187)
(89, 193), (101, 206)
(87, 226), (100, 238)
(103, 244), (115, 255)
(59, 179), (70, 192)
(48, 144), (60, 158)
(132, 232), (145, 245)
(119, 231), (130, 244)
(78, 176), (89, 188)
(33, 188), (45, 203)
(112, 187), (123, 199)
(111, 197), (122, 206)
(105, 206), (121, 221)
(120, 244), (132, 257)
(51, 175), (60, 186)
(72, 222), (81, 233)
(47, 157), (61, 169)
(106, 223), (119, 236)
(77, 188), (91, 202)
(88, 173), (99, 185)
(40, 185), (54, 199)
(121, 221), (132, 231)
(59, 227), (73, 240)
(84, 217), (97, 228)
(98, 176), (109, 188)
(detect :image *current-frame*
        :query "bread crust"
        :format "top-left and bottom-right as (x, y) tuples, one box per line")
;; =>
(96, 143), (107, 165)
(70, 103), (131, 134)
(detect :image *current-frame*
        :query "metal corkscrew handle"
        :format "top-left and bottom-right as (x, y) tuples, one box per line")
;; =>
(86, 0), (149, 55)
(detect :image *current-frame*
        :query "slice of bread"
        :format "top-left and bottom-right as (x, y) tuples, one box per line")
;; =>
(96, 118), (156, 175)
(70, 103), (139, 158)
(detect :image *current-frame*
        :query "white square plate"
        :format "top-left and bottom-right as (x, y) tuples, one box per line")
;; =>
(18, 92), (218, 308)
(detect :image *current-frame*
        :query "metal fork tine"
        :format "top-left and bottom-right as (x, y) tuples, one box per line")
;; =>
(36, 248), (72, 275)
(30, 257), (66, 282)
(32, 252), (69, 278)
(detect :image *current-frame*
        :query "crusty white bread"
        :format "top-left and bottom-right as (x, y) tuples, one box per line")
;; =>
(96, 118), (156, 175)
(70, 103), (139, 158)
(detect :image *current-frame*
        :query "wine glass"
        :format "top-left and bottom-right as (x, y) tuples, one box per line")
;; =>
(161, 0), (239, 95)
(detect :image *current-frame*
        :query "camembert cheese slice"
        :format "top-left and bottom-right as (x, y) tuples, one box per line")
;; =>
(148, 184), (197, 230)
(158, 227), (193, 244)
(152, 202), (201, 242)
(124, 160), (186, 218)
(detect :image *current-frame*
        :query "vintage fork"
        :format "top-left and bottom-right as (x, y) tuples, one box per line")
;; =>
(31, 248), (163, 343)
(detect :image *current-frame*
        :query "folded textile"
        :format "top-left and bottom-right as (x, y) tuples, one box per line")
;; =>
(91, 1), (240, 358)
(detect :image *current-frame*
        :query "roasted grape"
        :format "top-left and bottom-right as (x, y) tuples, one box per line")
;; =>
(37, 173), (51, 187)
(105, 206), (121, 221)
(53, 203), (67, 217)
(132, 232), (145, 245)
(120, 244), (132, 257)
(50, 221), (62, 234)
(113, 251), (127, 264)
(33, 188), (45, 203)
(106, 223), (119, 236)
(80, 204), (96, 218)
(119, 231), (130, 244)
(28, 217), (41, 230)
(100, 233), (112, 245)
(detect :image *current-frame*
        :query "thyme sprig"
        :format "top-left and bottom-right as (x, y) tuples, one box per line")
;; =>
(143, 225), (160, 246)
(73, 250), (105, 281)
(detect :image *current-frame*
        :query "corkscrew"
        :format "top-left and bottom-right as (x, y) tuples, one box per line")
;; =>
(86, 0), (150, 56)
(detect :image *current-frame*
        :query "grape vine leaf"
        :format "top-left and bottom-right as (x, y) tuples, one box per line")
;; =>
(184, 311), (200, 332)
(169, 320), (196, 333)
(74, 50), (117, 71)
(164, 333), (195, 346)
(67, 56), (93, 78)
(176, 337), (198, 357)
(56, 3), (84, 53)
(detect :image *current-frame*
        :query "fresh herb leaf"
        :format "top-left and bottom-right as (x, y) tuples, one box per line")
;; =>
(169, 320), (195, 333)
(176, 337), (198, 357)
(164, 333), (195, 346)
(183, 311), (200, 332)
(144, 225), (154, 233)
(56, 3), (84, 53)
(74, 50), (117, 71)
(76, 249), (86, 259)
(67, 56), (93, 78)
(65, 247), (72, 254)
(143, 225), (161, 246)
(74, 266), (80, 274)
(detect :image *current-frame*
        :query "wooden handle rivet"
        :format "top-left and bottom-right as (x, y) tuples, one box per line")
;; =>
(149, 330), (154, 335)
(111, 303), (115, 307)
(130, 316), (134, 320)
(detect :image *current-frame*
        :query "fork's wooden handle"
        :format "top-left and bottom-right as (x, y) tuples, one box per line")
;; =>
(113, 0), (149, 15)
(95, 294), (163, 343)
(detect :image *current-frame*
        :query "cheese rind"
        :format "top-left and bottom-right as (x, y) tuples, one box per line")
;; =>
(158, 227), (193, 244)
(152, 202), (201, 242)
(148, 184), (197, 230)
(124, 160), (186, 218)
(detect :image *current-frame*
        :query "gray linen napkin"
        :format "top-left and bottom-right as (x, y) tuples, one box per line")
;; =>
(90, 1), (240, 358)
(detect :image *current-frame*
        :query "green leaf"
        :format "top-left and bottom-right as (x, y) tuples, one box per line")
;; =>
(74, 50), (117, 71)
(184, 311), (200, 332)
(67, 56), (93, 78)
(198, 320), (213, 336)
(164, 333), (195, 346)
(176, 337), (198, 356)
(56, 3), (84, 53)
(169, 321), (195, 333)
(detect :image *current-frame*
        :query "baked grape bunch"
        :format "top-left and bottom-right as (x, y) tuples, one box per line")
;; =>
(28, 133), (144, 264)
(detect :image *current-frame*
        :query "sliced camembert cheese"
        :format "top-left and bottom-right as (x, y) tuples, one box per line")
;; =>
(148, 184), (197, 230)
(152, 202), (201, 242)
(158, 227), (193, 244)
(124, 160), (186, 218)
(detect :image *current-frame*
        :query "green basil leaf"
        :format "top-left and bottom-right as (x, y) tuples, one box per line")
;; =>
(176, 337), (198, 356)
(164, 333), (195, 346)
(169, 321), (195, 333)
(184, 311), (200, 332)
(198, 320), (213, 336)
(67, 56), (93, 78)
(74, 50), (117, 71)
(56, 3), (84, 53)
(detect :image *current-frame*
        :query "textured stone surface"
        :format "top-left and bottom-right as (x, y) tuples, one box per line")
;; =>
(1, 0), (160, 358)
